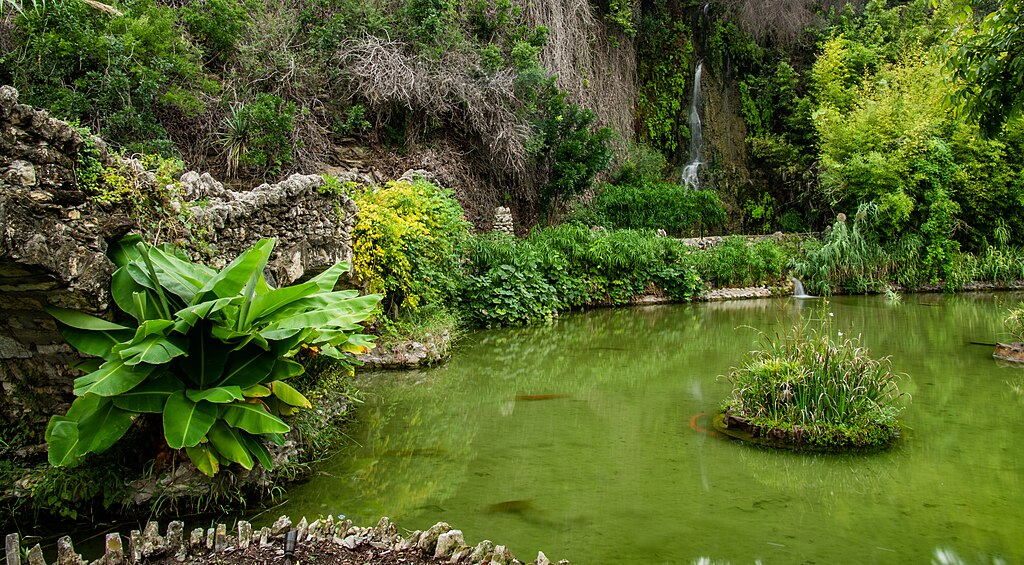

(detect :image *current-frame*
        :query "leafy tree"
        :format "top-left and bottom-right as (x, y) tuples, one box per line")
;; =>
(947, 0), (1024, 135)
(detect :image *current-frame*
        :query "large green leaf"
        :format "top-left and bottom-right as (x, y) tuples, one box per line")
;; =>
(206, 421), (253, 469)
(74, 359), (155, 397)
(76, 398), (135, 454)
(187, 386), (244, 404)
(308, 261), (351, 292)
(261, 291), (374, 323)
(239, 433), (272, 471)
(58, 326), (134, 361)
(243, 262), (351, 328)
(173, 297), (238, 331)
(269, 380), (311, 408)
(145, 245), (215, 304)
(216, 347), (277, 388)
(179, 324), (231, 389)
(163, 391), (218, 449)
(195, 239), (275, 301)
(112, 375), (184, 413)
(269, 359), (305, 381)
(46, 307), (131, 332)
(46, 418), (82, 467)
(220, 402), (289, 435)
(185, 443), (220, 477)
(117, 334), (187, 366)
(108, 234), (145, 268)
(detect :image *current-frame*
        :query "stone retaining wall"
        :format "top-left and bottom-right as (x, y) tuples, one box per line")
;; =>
(4, 516), (566, 565)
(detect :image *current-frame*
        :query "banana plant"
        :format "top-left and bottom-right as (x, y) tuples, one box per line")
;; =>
(45, 236), (381, 476)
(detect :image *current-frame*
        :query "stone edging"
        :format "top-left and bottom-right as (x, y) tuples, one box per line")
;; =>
(4, 515), (565, 565)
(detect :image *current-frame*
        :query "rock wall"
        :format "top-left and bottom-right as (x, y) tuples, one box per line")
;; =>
(0, 85), (359, 445)
(4, 515), (567, 565)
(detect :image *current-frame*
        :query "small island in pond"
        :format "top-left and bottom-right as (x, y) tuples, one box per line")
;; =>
(716, 316), (905, 452)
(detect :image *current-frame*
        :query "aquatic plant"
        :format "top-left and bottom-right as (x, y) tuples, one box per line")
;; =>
(722, 311), (905, 450)
(1004, 303), (1024, 343)
(44, 236), (380, 476)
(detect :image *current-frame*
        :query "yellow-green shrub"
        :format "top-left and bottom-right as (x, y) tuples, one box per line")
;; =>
(351, 178), (469, 316)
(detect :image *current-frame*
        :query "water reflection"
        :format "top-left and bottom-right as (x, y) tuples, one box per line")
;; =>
(272, 293), (1024, 564)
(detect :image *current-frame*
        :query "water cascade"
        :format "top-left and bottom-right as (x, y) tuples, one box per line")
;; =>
(791, 277), (814, 298)
(682, 62), (704, 189)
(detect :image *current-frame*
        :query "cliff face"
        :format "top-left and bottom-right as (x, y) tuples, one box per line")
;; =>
(0, 86), (360, 443)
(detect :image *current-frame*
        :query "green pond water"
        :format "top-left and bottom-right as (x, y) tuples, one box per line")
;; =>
(271, 294), (1024, 564)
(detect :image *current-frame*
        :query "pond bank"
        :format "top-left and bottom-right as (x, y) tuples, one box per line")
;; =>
(4, 515), (567, 565)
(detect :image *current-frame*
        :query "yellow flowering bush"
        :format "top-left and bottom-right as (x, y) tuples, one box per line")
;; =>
(352, 178), (470, 316)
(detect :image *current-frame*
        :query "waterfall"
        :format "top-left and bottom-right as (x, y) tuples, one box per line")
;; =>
(682, 62), (704, 189)
(791, 277), (813, 299)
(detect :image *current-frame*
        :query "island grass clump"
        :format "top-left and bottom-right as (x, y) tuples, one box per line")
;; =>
(721, 318), (905, 451)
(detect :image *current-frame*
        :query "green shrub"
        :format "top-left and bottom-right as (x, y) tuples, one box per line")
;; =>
(535, 94), (613, 210)
(723, 314), (905, 450)
(458, 234), (565, 328)
(2, 0), (202, 149)
(181, 0), (249, 65)
(218, 93), (298, 178)
(569, 181), (726, 236)
(694, 236), (792, 288)
(352, 178), (470, 317)
(45, 237), (380, 476)
(457, 225), (702, 328)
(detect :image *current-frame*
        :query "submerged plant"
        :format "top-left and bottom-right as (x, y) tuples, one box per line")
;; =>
(44, 237), (380, 476)
(722, 311), (905, 450)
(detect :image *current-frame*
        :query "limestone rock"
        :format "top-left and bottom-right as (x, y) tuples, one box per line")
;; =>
(468, 539), (494, 563)
(434, 530), (465, 559)
(416, 522), (451, 554)
(271, 515), (292, 536)
(535, 551), (552, 565)
(490, 545), (514, 565)
(492, 206), (514, 235)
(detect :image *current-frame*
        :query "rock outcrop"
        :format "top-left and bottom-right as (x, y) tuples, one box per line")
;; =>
(0, 85), (359, 443)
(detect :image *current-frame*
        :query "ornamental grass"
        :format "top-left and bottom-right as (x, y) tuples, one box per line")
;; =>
(723, 315), (906, 450)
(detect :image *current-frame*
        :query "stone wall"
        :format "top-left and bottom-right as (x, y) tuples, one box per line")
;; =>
(0, 85), (360, 444)
(4, 515), (567, 565)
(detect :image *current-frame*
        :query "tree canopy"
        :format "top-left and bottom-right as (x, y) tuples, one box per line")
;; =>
(948, 0), (1024, 135)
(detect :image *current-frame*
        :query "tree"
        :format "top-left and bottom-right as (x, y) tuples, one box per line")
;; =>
(947, 0), (1024, 136)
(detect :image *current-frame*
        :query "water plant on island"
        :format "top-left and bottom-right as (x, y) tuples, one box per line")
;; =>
(718, 311), (905, 451)
(44, 236), (380, 476)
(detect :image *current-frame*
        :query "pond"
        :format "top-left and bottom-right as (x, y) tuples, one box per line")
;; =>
(271, 294), (1024, 564)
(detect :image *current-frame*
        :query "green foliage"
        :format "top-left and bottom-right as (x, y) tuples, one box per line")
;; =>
(458, 225), (702, 328)
(601, 0), (637, 37)
(743, 192), (777, 234)
(568, 181), (726, 236)
(1005, 303), (1024, 343)
(693, 236), (793, 289)
(612, 142), (667, 185)
(351, 178), (470, 317)
(217, 94), (297, 178)
(44, 237), (380, 476)
(181, 0), (250, 65)
(947, 0), (1024, 136)
(636, 10), (692, 157)
(724, 312), (904, 450)
(1, 0), (202, 150)
(535, 93), (613, 210)
(793, 208), (887, 295)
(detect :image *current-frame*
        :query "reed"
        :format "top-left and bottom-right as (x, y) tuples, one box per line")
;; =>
(723, 312), (905, 449)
